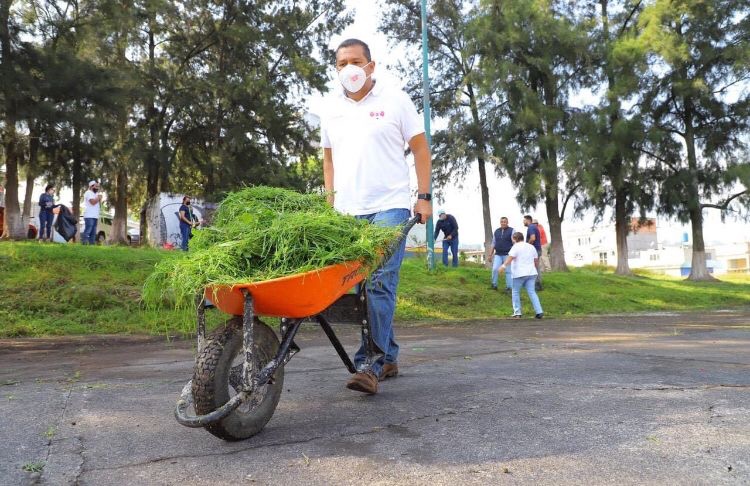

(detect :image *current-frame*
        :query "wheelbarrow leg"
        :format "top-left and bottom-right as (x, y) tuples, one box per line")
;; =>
(316, 314), (357, 373)
(195, 294), (207, 355)
(358, 286), (384, 373)
(241, 289), (259, 390)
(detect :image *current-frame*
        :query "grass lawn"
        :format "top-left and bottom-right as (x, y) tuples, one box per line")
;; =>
(1, 242), (749, 337)
(397, 257), (750, 320)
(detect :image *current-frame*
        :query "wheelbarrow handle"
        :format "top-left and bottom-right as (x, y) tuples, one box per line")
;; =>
(370, 213), (422, 276)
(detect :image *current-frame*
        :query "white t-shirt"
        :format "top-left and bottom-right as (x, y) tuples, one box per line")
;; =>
(320, 81), (425, 215)
(508, 241), (539, 278)
(82, 190), (101, 219)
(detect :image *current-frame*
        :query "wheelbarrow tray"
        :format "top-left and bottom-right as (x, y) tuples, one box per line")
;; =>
(205, 261), (367, 318)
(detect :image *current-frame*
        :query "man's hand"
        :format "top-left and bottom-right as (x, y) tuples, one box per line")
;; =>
(498, 265), (506, 274)
(446, 235), (452, 240)
(413, 199), (432, 224)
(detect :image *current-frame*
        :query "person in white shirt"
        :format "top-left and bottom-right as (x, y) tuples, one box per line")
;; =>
(81, 180), (103, 245)
(499, 232), (544, 319)
(320, 38), (433, 395)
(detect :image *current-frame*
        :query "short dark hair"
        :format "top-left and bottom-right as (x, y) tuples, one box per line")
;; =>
(183, 195), (190, 203)
(523, 215), (533, 222)
(45, 184), (55, 192)
(336, 38), (371, 62)
(500, 216), (508, 221)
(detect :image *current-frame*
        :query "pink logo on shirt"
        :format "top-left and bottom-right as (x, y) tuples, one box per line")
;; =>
(369, 110), (386, 119)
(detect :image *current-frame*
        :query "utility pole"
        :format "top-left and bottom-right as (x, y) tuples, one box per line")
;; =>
(420, 0), (435, 271)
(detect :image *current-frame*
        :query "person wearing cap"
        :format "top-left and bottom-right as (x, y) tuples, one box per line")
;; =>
(320, 38), (432, 395)
(434, 209), (459, 267)
(82, 180), (103, 245)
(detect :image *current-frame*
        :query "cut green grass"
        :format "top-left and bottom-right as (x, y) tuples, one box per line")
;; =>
(143, 186), (401, 309)
(1, 242), (749, 337)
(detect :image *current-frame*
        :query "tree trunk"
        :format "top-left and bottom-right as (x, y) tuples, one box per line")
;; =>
(110, 168), (129, 244)
(0, 0), (25, 240)
(687, 206), (715, 281)
(477, 157), (493, 266)
(23, 168), (34, 219)
(683, 96), (714, 281)
(466, 83), (494, 266)
(541, 80), (568, 272)
(614, 188), (632, 275)
(1, 134), (25, 240)
(71, 152), (82, 223)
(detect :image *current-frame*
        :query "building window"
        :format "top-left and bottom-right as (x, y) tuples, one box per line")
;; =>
(599, 252), (608, 265)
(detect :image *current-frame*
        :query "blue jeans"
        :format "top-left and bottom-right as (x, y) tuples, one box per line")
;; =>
(82, 218), (98, 245)
(39, 211), (54, 240)
(512, 275), (543, 316)
(442, 237), (459, 267)
(180, 224), (191, 251)
(492, 254), (512, 289)
(353, 208), (410, 376)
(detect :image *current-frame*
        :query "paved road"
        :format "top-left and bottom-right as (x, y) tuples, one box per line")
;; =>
(1, 311), (749, 485)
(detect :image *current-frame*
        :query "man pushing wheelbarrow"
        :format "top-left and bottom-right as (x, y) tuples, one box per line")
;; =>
(321, 37), (433, 394)
(167, 38), (432, 441)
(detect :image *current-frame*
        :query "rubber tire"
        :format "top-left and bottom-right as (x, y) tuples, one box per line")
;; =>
(192, 317), (284, 441)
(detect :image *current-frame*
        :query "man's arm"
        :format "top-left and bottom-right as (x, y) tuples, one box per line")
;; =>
(323, 148), (334, 206)
(449, 215), (458, 237)
(408, 133), (432, 223)
(499, 255), (514, 272)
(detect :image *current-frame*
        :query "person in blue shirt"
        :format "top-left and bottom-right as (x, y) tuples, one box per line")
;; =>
(434, 209), (459, 267)
(523, 215), (543, 290)
(38, 184), (60, 242)
(178, 196), (198, 251)
(489, 216), (514, 292)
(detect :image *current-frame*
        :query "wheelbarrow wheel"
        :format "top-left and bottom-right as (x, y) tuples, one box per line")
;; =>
(192, 316), (283, 441)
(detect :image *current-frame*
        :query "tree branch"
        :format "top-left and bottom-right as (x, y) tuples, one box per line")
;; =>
(560, 182), (583, 219)
(701, 190), (748, 210)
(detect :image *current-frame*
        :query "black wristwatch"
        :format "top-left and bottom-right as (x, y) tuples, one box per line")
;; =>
(417, 193), (432, 201)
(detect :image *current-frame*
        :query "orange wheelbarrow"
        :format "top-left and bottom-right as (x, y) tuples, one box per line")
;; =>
(175, 215), (420, 441)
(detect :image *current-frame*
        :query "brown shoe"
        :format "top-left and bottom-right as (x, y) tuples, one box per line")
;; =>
(346, 371), (378, 394)
(379, 363), (399, 381)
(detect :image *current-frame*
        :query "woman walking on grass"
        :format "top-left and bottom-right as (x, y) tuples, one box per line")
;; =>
(498, 232), (544, 319)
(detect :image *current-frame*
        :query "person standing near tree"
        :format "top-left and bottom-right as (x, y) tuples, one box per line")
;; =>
(81, 180), (103, 245)
(489, 216), (514, 292)
(434, 209), (459, 267)
(178, 195), (199, 252)
(321, 38), (432, 395)
(533, 218), (550, 271)
(38, 184), (60, 242)
(524, 215), (543, 290)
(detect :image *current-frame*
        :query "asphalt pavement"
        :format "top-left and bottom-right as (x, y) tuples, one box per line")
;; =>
(1, 310), (749, 485)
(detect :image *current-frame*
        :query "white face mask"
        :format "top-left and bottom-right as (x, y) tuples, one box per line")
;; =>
(338, 62), (372, 93)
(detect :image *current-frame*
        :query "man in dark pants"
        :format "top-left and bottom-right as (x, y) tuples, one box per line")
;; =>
(434, 209), (459, 267)
(178, 196), (198, 251)
(523, 215), (543, 290)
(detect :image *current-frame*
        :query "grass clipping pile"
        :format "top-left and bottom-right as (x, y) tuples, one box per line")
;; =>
(143, 187), (402, 310)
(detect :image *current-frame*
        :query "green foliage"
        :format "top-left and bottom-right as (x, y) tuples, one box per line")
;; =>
(2, 241), (750, 337)
(142, 187), (401, 309)
(0, 242), (215, 337)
